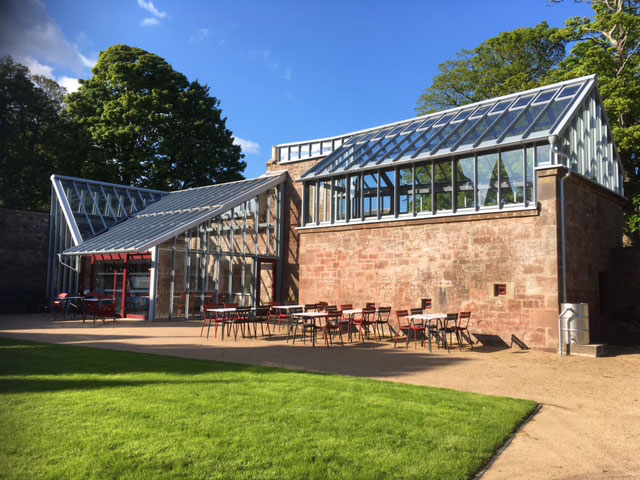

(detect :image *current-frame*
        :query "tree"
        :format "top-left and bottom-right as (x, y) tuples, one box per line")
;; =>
(0, 56), (81, 212)
(416, 22), (567, 114)
(416, 2), (640, 243)
(549, 0), (640, 242)
(65, 45), (245, 190)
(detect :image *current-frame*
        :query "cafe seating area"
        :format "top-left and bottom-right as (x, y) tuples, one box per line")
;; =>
(198, 300), (475, 351)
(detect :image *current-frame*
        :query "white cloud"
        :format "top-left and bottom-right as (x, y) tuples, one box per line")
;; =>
(140, 17), (160, 27)
(233, 137), (260, 155)
(58, 76), (80, 93)
(0, 0), (95, 76)
(22, 56), (55, 78)
(189, 28), (210, 43)
(137, 0), (166, 18)
(283, 67), (292, 81)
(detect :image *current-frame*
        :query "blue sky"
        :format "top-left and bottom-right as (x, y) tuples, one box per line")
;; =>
(1, 0), (594, 179)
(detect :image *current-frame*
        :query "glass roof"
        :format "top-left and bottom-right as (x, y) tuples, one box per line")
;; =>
(301, 76), (594, 180)
(51, 175), (166, 245)
(62, 173), (286, 255)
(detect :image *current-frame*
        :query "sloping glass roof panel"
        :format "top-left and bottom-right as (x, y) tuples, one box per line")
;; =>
(300, 76), (594, 180)
(52, 175), (167, 246)
(62, 173), (286, 255)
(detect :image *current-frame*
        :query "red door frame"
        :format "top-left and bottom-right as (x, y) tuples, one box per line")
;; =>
(256, 259), (278, 305)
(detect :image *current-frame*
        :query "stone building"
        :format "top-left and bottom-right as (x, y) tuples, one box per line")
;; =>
(48, 75), (625, 349)
(267, 75), (625, 349)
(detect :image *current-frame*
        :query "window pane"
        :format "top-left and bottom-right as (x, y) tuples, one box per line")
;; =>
(349, 175), (361, 219)
(379, 168), (395, 216)
(398, 168), (412, 214)
(318, 181), (331, 223)
(456, 156), (475, 210)
(500, 149), (524, 206)
(333, 177), (347, 221)
(477, 152), (499, 208)
(415, 164), (432, 213)
(526, 147), (535, 204)
(363, 172), (378, 218)
(536, 144), (551, 165)
(434, 160), (453, 212)
(306, 183), (316, 225)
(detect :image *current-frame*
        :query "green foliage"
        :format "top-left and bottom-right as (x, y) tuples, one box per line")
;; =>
(550, 0), (640, 240)
(0, 338), (537, 480)
(66, 45), (245, 190)
(0, 57), (83, 211)
(416, 22), (566, 114)
(416, 1), (640, 242)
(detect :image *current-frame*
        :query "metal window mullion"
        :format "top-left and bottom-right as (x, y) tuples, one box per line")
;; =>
(472, 98), (519, 148)
(521, 88), (564, 139)
(412, 163), (416, 217)
(72, 181), (96, 236)
(169, 237), (176, 320)
(495, 95), (538, 144)
(241, 203), (247, 304)
(112, 187), (127, 217)
(430, 162), (436, 215)
(99, 185), (118, 222)
(394, 166), (399, 218)
(315, 181), (319, 226)
(346, 176), (351, 223)
(86, 184), (108, 230)
(429, 106), (482, 155)
(330, 179), (335, 224)
(452, 158), (458, 213)
(265, 193), (270, 255)
(410, 121), (452, 159)
(474, 153), (479, 211)
(449, 107), (494, 152)
(376, 171), (381, 220)
(123, 189), (137, 214)
(497, 151), (502, 209)
(391, 118), (440, 163)
(185, 229), (191, 319)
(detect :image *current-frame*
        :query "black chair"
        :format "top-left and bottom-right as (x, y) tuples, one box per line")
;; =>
(252, 306), (271, 337)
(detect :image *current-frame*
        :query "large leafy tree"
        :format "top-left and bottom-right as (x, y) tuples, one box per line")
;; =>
(550, 0), (640, 241)
(416, 2), (640, 243)
(0, 56), (82, 211)
(66, 44), (245, 190)
(416, 22), (567, 114)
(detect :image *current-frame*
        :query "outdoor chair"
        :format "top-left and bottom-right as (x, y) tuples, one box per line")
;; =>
(287, 307), (305, 343)
(252, 306), (271, 337)
(353, 307), (376, 342)
(200, 302), (222, 337)
(304, 303), (318, 312)
(410, 307), (423, 315)
(321, 309), (344, 347)
(326, 305), (338, 312)
(437, 313), (460, 352)
(48, 292), (68, 321)
(374, 306), (391, 340)
(85, 295), (117, 324)
(394, 309), (425, 349)
(232, 307), (253, 340)
(316, 301), (328, 311)
(456, 312), (473, 347)
(365, 302), (376, 309)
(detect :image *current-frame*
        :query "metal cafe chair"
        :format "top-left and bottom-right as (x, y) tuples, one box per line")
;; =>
(354, 307), (376, 342)
(374, 306), (391, 340)
(455, 312), (473, 347)
(200, 303), (222, 337)
(304, 303), (318, 312)
(437, 313), (460, 352)
(232, 306), (253, 340)
(321, 309), (344, 347)
(252, 306), (272, 337)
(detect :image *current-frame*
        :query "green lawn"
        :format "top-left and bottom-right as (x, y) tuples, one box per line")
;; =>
(0, 338), (536, 480)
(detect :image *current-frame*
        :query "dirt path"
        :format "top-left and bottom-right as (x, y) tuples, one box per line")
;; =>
(1, 314), (639, 479)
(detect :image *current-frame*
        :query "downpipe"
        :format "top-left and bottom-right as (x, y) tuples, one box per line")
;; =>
(549, 135), (573, 355)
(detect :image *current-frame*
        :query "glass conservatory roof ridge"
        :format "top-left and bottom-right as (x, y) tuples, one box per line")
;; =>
(299, 75), (599, 181)
(62, 172), (286, 256)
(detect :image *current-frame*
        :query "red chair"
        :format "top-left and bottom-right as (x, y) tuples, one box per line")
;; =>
(353, 307), (376, 342)
(85, 295), (117, 324)
(394, 309), (425, 349)
(456, 312), (473, 347)
(201, 303), (222, 337)
(49, 293), (68, 321)
(321, 309), (344, 347)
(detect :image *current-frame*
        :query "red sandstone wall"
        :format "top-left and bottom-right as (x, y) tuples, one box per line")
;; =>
(267, 155), (623, 349)
(297, 170), (562, 349)
(563, 174), (624, 342)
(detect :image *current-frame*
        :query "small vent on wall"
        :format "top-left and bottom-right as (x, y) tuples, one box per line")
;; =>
(494, 284), (507, 297)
